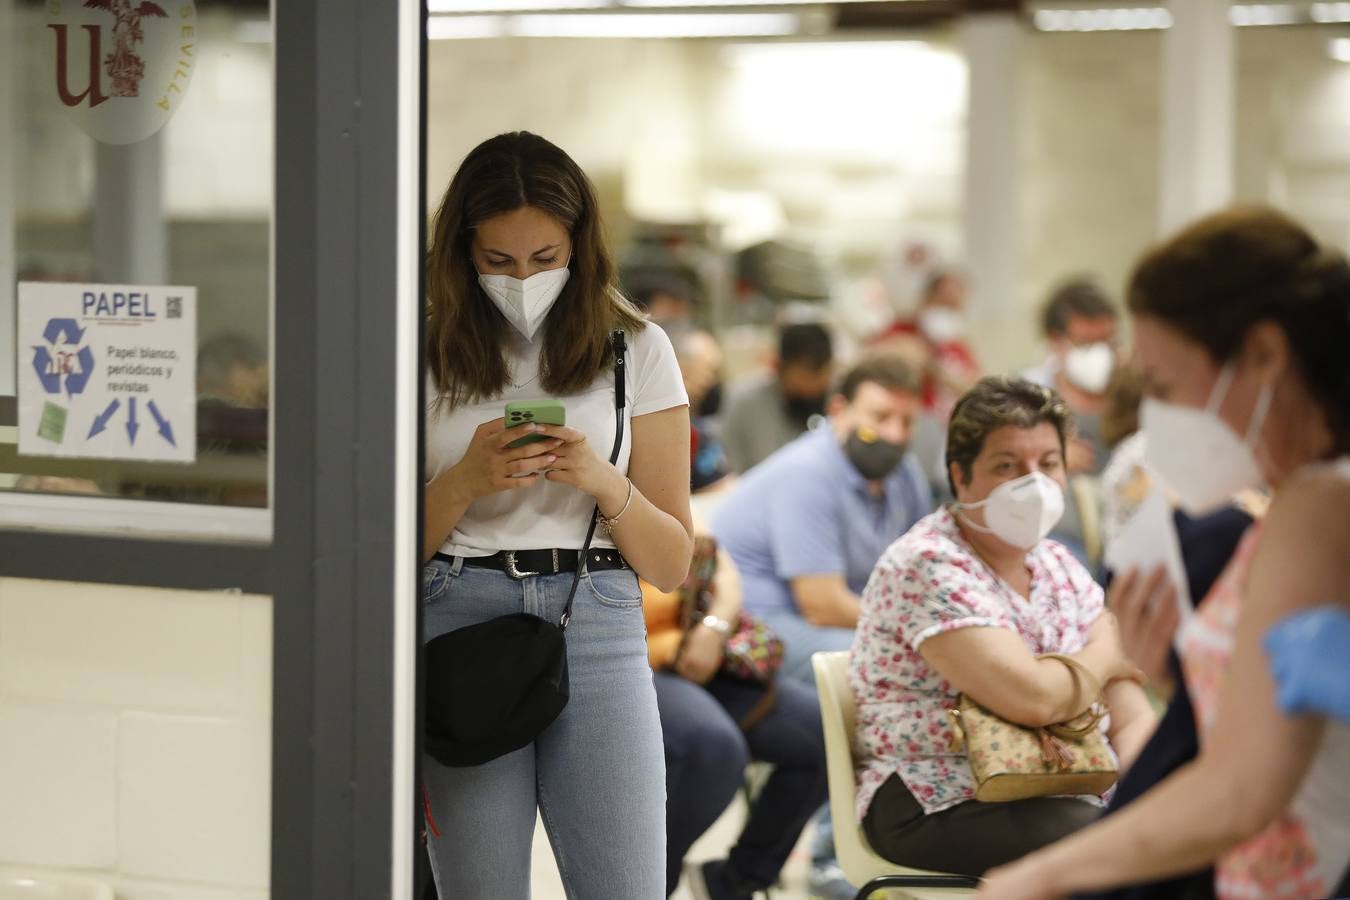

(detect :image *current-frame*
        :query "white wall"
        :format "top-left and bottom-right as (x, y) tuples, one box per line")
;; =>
(0, 579), (271, 900)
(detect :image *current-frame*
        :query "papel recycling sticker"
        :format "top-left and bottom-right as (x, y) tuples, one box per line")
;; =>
(16, 281), (197, 463)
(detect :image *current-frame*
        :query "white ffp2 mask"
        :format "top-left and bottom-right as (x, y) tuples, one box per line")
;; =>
(1141, 364), (1272, 516)
(478, 266), (571, 341)
(918, 307), (966, 344)
(956, 471), (1065, 550)
(1063, 342), (1115, 394)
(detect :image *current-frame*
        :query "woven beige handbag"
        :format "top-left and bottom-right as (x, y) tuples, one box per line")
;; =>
(947, 653), (1117, 803)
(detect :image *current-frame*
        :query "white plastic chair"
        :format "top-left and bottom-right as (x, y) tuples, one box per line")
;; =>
(811, 651), (980, 900)
(0, 869), (113, 900)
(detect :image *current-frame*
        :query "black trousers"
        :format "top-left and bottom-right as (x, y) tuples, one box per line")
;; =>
(862, 773), (1099, 878)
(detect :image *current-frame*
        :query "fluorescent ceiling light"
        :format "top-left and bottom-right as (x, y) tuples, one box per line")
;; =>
(1332, 37), (1350, 60)
(1229, 4), (1300, 26)
(1313, 2), (1350, 22)
(428, 0), (609, 12)
(622, 0), (866, 5)
(1033, 8), (1172, 32)
(428, 14), (509, 37)
(427, 11), (801, 39)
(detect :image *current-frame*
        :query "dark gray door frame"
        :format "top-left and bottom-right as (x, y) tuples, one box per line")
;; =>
(273, 2), (424, 898)
(1, 2), (424, 894)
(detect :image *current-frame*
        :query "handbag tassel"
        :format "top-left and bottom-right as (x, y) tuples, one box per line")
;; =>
(1037, 728), (1075, 771)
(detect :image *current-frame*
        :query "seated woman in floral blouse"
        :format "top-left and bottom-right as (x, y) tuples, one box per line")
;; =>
(849, 376), (1160, 877)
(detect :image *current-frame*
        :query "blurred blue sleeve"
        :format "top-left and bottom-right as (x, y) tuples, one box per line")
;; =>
(1263, 605), (1350, 723)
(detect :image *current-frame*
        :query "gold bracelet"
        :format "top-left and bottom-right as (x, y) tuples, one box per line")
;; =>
(599, 479), (634, 535)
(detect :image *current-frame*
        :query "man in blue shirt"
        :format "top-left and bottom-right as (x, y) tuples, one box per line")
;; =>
(713, 353), (934, 686)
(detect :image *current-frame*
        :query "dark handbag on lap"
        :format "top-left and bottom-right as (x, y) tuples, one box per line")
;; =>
(424, 331), (627, 767)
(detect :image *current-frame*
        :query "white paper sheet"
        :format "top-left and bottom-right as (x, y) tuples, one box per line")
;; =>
(1104, 481), (1193, 651)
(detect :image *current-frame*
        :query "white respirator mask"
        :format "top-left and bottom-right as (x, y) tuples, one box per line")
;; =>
(478, 265), (571, 342)
(1141, 363), (1272, 516)
(956, 471), (1065, 550)
(1063, 342), (1115, 394)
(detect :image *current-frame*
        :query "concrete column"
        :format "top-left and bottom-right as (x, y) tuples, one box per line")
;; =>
(94, 133), (167, 285)
(961, 12), (1022, 332)
(1, 0), (17, 394)
(1159, 0), (1234, 234)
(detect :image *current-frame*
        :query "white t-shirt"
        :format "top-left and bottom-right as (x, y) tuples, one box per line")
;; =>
(426, 324), (688, 557)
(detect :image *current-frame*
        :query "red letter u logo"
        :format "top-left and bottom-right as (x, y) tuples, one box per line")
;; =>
(49, 24), (108, 109)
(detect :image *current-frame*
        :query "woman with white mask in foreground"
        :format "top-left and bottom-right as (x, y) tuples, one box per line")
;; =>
(980, 207), (1350, 900)
(421, 131), (693, 898)
(849, 376), (1159, 876)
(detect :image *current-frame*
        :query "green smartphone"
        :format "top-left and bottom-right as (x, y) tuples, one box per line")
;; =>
(505, 399), (566, 449)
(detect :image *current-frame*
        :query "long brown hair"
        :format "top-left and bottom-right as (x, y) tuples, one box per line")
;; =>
(1127, 207), (1350, 451)
(427, 132), (645, 408)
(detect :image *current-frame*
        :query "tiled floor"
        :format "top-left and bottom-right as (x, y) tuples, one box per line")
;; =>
(529, 794), (818, 900)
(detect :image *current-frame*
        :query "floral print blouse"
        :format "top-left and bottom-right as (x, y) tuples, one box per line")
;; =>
(849, 507), (1107, 820)
(1179, 523), (1349, 900)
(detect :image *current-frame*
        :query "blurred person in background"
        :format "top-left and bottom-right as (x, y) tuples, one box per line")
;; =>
(871, 268), (982, 424)
(629, 270), (697, 328)
(1097, 364), (1150, 550)
(868, 269), (983, 504)
(713, 353), (933, 683)
(979, 207), (1350, 900)
(645, 527), (827, 900)
(665, 323), (733, 494)
(1024, 279), (1120, 476)
(1021, 280), (1123, 570)
(721, 321), (834, 473)
(714, 352), (934, 900)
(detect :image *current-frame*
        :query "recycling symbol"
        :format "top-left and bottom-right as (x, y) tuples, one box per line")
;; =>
(31, 318), (95, 399)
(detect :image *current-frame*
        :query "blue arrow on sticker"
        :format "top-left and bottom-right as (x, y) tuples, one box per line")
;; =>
(88, 399), (121, 439)
(126, 397), (140, 445)
(31, 346), (62, 393)
(65, 346), (96, 398)
(147, 400), (176, 447)
(43, 318), (85, 345)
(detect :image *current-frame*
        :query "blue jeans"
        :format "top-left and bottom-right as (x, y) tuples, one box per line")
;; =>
(421, 556), (666, 899)
(759, 609), (853, 872)
(654, 672), (827, 896)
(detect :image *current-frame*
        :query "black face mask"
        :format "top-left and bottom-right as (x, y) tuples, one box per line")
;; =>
(844, 427), (908, 481)
(784, 393), (826, 427)
(698, 382), (724, 418)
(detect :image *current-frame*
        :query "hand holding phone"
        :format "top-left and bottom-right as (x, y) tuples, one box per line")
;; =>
(504, 400), (566, 477)
(505, 400), (566, 447)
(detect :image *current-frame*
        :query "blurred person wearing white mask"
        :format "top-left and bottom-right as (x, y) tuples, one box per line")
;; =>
(850, 376), (1158, 877)
(1024, 279), (1121, 476)
(980, 208), (1350, 900)
(871, 268), (983, 424)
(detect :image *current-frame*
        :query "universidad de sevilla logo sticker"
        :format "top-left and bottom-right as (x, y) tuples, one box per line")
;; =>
(47, 0), (198, 145)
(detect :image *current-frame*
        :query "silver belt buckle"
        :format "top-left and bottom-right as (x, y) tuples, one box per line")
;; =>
(503, 550), (538, 580)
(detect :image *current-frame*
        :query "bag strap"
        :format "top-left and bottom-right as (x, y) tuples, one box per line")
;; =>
(1038, 652), (1106, 738)
(558, 330), (627, 630)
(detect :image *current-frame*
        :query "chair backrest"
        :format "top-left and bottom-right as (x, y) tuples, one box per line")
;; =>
(811, 650), (873, 876)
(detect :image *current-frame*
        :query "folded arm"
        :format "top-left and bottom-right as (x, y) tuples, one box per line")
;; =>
(919, 615), (1131, 728)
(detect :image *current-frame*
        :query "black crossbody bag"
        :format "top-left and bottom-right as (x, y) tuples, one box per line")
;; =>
(424, 331), (628, 767)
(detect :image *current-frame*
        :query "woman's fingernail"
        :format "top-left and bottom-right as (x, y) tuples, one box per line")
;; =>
(548, 455), (557, 463)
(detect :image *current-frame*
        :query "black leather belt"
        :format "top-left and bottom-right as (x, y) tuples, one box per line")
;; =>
(437, 549), (629, 580)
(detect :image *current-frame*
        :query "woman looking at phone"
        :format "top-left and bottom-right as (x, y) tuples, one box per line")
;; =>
(421, 131), (693, 899)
